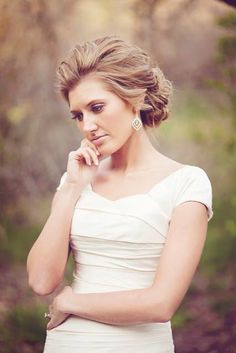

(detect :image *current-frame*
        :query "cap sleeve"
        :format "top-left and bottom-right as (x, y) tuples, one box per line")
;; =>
(56, 171), (67, 191)
(173, 166), (214, 222)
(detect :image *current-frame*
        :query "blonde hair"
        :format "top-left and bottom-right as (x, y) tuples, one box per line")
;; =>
(57, 35), (172, 128)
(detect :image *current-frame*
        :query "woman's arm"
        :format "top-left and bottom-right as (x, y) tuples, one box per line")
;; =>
(26, 182), (83, 296)
(27, 140), (101, 296)
(48, 200), (208, 327)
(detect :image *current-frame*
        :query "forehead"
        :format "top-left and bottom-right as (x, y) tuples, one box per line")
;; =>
(68, 76), (112, 109)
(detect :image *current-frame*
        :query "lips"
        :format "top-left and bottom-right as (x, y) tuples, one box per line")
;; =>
(91, 134), (108, 146)
(91, 134), (107, 141)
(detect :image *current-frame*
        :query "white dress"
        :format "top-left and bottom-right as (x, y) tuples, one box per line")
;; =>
(43, 164), (213, 353)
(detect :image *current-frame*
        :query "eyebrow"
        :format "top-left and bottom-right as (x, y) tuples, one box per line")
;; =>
(70, 99), (104, 114)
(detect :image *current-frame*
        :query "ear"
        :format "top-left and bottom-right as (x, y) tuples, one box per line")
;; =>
(132, 93), (146, 115)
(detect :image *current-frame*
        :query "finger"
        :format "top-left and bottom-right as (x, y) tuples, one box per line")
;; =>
(77, 150), (92, 166)
(80, 138), (100, 155)
(47, 319), (54, 330)
(80, 138), (89, 147)
(69, 150), (91, 166)
(47, 314), (58, 330)
(83, 147), (99, 166)
(89, 143), (101, 156)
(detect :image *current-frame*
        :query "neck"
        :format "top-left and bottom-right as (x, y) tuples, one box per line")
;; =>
(108, 128), (161, 175)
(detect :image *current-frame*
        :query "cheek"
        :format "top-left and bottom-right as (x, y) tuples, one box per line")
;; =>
(100, 115), (131, 152)
(105, 103), (133, 131)
(109, 118), (133, 148)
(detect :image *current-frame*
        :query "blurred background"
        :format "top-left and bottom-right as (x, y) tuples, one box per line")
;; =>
(0, 0), (235, 352)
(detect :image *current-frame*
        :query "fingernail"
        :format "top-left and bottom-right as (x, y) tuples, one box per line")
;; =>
(95, 160), (99, 165)
(96, 151), (100, 155)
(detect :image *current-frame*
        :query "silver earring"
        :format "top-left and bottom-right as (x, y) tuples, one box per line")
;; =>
(131, 114), (142, 131)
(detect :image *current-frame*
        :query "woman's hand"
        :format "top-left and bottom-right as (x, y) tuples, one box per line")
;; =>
(46, 286), (74, 330)
(65, 138), (103, 190)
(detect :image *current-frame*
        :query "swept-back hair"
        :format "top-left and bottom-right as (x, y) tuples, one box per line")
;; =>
(57, 35), (172, 128)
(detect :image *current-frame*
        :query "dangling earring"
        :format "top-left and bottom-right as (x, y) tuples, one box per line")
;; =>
(131, 113), (142, 131)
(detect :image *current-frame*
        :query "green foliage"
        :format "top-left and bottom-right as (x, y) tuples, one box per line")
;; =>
(64, 253), (74, 282)
(205, 78), (226, 92)
(0, 304), (46, 353)
(200, 191), (236, 276)
(211, 11), (236, 121)
(218, 36), (236, 62)
(218, 11), (236, 29)
(201, 230), (236, 275)
(6, 304), (45, 341)
(210, 293), (236, 316)
(172, 310), (194, 329)
(173, 92), (214, 122)
(0, 216), (41, 267)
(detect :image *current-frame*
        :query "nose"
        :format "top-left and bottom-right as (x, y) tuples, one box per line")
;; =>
(78, 113), (98, 133)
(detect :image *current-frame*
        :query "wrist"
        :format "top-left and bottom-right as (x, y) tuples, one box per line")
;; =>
(56, 286), (78, 315)
(58, 181), (84, 198)
(59, 292), (77, 315)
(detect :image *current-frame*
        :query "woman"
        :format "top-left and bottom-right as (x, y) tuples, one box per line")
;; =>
(27, 35), (214, 353)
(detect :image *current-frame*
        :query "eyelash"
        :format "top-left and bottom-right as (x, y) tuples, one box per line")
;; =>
(71, 104), (104, 121)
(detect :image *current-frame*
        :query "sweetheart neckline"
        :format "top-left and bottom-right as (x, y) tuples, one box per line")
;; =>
(88, 164), (191, 203)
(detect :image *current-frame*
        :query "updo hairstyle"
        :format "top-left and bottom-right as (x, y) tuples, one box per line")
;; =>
(57, 35), (172, 128)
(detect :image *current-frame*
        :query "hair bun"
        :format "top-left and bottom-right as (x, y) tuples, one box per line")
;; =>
(140, 67), (172, 128)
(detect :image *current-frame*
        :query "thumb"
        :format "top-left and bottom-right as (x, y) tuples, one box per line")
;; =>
(47, 319), (53, 330)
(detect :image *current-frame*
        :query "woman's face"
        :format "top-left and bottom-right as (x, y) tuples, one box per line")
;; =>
(68, 75), (136, 155)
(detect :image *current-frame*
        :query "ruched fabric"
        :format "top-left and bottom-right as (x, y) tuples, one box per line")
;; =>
(43, 164), (213, 353)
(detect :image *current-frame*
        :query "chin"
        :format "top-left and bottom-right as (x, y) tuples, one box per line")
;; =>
(98, 139), (126, 157)
(99, 148), (114, 158)
(97, 141), (115, 155)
